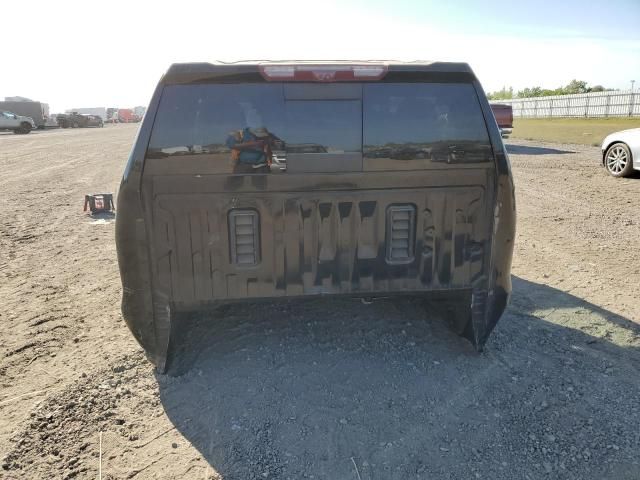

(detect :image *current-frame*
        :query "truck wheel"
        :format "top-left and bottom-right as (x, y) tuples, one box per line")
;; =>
(14, 122), (32, 134)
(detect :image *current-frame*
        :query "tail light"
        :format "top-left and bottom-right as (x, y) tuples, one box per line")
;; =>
(259, 64), (387, 82)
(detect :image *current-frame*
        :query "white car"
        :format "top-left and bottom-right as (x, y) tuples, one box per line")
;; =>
(601, 128), (640, 177)
(270, 151), (287, 171)
(0, 110), (36, 134)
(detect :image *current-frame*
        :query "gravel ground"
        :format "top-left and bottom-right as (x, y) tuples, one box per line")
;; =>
(0, 127), (639, 479)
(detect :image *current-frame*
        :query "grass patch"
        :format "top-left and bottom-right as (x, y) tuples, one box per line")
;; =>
(511, 118), (640, 146)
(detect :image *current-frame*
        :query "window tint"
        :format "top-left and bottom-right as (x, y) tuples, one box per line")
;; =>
(285, 100), (360, 153)
(148, 84), (360, 156)
(147, 82), (492, 172)
(363, 83), (492, 168)
(149, 84), (285, 154)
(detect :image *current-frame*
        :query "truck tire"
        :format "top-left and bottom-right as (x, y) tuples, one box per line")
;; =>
(14, 122), (32, 134)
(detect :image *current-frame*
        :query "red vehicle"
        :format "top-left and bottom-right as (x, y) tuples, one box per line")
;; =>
(117, 109), (139, 123)
(490, 104), (513, 137)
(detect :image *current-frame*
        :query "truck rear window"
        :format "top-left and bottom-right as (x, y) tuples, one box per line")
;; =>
(147, 82), (492, 172)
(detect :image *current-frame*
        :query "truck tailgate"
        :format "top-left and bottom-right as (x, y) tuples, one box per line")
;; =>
(143, 169), (493, 309)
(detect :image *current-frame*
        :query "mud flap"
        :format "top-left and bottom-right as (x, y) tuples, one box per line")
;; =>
(429, 289), (494, 351)
(462, 288), (507, 351)
(152, 295), (172, 374)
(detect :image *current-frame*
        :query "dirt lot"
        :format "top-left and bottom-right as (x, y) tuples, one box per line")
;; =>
(1, 126), (639, 480)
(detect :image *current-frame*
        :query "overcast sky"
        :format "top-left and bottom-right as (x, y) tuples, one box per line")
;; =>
(2, 0), (639, 113)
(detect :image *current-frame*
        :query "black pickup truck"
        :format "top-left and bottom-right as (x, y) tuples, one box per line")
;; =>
(56, 112), (104, 128)
(116, 61), (516, 372)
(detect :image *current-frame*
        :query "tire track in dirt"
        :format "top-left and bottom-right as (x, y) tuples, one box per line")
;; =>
(0, 126), (140, 459)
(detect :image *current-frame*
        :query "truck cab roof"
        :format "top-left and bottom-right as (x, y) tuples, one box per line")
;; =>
(162, 61), (476, 84)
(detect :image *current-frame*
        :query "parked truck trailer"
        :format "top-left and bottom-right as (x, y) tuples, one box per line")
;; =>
(133, 106), (147, 120)
(0, 100), (49, 129)
(118, 109), (138, 123)
(66, 107), (108, 121)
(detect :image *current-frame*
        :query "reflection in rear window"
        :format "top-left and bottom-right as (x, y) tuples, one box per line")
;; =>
(285, 100), (360, 153)
(148, 84), (284, 155)
(363, 83), (492, 167)
(147, 82), (492, 170)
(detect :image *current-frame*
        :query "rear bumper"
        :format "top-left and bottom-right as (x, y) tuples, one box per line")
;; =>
(118, 276), (510, 371)
(116, 175), (515, 371)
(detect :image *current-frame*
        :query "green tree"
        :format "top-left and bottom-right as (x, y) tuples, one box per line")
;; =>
(516, 80), (608, 98)
(517, 87), (543, 98)
(564, 79), (589, 94)
(487, 86), (514, 100)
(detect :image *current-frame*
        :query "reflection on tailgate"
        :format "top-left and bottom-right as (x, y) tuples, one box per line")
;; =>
(151, 187), (488, 307)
